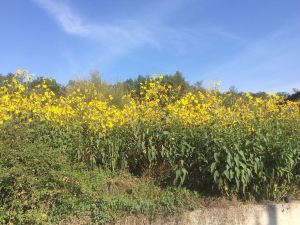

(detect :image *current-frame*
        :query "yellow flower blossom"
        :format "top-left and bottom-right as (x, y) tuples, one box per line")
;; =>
(0, 74), (299, 136)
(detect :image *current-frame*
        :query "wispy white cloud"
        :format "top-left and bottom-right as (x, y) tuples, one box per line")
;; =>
(32, 0), (242, 55)
(31, 0), (193, 72)
(31, 0), (253, 82)
(32, 0), (156, 46)
(200, 25), (300, 93)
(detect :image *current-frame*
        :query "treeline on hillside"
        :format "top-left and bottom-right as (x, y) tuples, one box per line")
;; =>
(0, 70), (293, 106)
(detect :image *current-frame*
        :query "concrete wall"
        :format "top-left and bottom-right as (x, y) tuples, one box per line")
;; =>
(114, 202), (300, 225)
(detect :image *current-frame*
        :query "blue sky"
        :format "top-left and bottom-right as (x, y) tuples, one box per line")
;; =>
(0, 0), (299, 92)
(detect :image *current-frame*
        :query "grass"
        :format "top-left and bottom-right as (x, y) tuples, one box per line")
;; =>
(0, 138), (198, 225)
(0, 121), (299, 224)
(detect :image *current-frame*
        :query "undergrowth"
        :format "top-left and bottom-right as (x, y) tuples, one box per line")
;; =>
(0, 124), (197, 225)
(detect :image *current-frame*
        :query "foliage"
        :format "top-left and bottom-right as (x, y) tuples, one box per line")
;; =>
(28, 76), (66, 97)
(0, 70), (299, 218)
(0, 123), (196, 224)
(124, 71), (193, 100)
(67, 70), (127, 107)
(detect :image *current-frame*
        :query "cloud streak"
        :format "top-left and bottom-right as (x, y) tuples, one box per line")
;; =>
(31, 0), (201, 74)
(200, 25), (300, 93)
(32, 0), (247, 60)
(32, 0), (158, 51)
(32, 0), (273, 86)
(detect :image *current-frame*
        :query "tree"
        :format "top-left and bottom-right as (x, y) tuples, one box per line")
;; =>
(28, 77), (66, 96)
(228, 85), (238, 94)
(0, 73), (18, 85)
(67, 71), (127, 106)
(193, 80), (206, 92)
(124, 71), (192, 100)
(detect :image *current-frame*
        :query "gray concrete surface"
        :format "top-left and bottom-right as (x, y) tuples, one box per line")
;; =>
(114, 202), (300, 225)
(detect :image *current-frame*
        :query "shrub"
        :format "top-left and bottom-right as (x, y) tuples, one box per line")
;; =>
(0, 73), (299, 202)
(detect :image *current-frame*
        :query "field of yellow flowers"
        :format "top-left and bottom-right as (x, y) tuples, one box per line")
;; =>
(1, 72), (300, 200)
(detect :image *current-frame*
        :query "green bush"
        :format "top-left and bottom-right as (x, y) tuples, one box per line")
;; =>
(0, 122), (197, 224)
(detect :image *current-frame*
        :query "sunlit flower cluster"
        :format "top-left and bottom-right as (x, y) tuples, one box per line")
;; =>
(0, 72), (299, 134)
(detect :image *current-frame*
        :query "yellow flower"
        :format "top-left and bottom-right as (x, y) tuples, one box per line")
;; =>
(16, 69), (24, 75)
(0, 73), (299, 138)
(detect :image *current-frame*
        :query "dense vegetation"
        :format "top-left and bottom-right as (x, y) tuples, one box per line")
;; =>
(0, 70), (299, 224)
